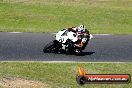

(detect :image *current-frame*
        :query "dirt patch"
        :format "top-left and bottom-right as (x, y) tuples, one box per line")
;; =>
(0, 77), (50, 88)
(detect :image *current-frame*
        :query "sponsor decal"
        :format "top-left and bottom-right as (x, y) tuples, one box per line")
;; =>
(76, 66), (131, 85)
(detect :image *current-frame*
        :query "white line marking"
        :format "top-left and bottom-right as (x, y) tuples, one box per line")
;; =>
(8, 32), (22, 33)
(94, 34), (112, 36)
(1, 61), (131, 63)
(52, 33), (112, 36)
(52, 33), (57, 34)
(41, 61), (129, 63)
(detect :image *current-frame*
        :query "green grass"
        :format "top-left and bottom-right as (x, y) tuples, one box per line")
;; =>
(0, 0), (132, 34)
(0, 62), (132, 88)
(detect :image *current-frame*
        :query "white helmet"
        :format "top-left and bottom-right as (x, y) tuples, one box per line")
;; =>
(77, 25), (85, 33)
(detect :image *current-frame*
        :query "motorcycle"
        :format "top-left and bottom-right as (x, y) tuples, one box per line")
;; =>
(43, 29), (93, 55)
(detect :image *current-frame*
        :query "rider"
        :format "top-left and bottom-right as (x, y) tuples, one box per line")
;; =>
(68, 25), (90, 48)
(68, 25), (89, 34)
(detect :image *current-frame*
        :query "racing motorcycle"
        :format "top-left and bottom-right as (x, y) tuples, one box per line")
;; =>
(43, 29), (93, 55)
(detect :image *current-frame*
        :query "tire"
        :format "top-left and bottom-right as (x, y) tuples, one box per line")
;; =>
(43, 41), (55, 53)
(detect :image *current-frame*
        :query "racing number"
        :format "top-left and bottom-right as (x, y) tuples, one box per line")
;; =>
(59, 37), (64, 42)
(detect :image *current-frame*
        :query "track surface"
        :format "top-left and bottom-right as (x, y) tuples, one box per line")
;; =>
(0, 32), (132, 62)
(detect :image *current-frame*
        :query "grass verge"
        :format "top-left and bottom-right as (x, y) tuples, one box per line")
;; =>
(0, 0), (132, 34)
(0, 62), (131, 88)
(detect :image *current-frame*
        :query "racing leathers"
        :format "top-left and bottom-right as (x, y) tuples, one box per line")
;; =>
(67, 26), (90, 48)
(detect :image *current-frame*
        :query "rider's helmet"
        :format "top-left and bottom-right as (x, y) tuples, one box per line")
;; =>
(77, 25), (85, 33)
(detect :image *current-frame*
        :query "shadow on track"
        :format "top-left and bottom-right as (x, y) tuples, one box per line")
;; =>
(79, 52), (95, 56)
(43, 49), (95, 56)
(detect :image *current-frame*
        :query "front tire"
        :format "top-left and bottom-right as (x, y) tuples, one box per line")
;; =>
(43, 41), (55, 53)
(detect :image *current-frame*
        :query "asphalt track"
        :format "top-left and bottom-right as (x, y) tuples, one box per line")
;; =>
(0, 32), (132, 62)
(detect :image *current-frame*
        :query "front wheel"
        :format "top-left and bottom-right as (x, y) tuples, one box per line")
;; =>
(43, 41), (55, 53)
